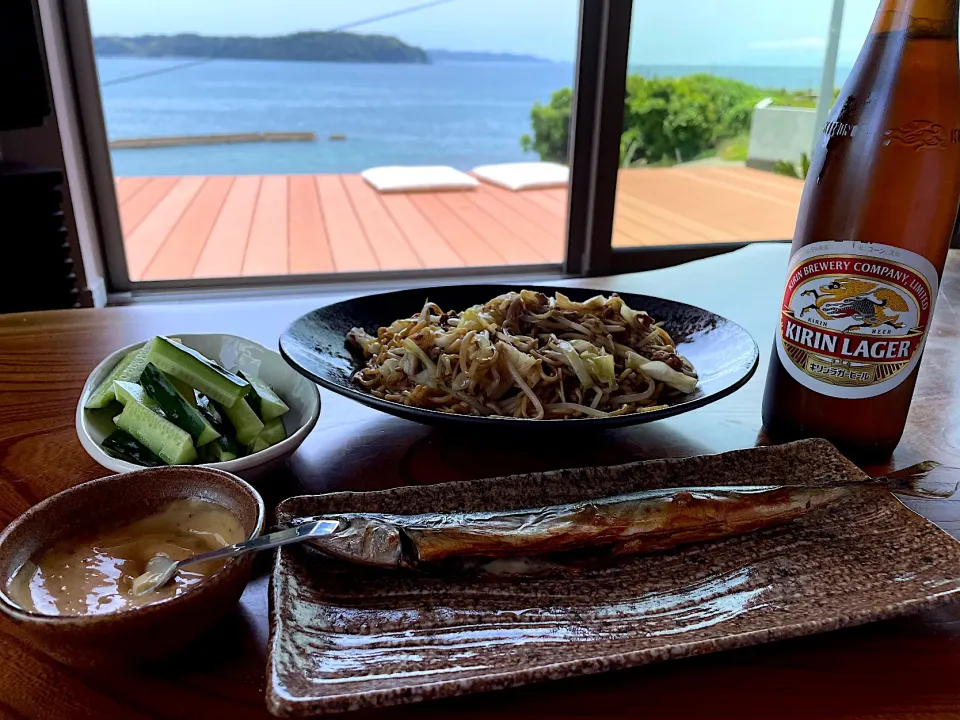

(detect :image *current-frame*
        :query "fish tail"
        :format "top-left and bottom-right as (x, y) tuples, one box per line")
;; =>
(871, 461), (958, 499)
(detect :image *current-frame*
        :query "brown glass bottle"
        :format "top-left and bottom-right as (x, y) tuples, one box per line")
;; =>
(762, 0), (960, 461)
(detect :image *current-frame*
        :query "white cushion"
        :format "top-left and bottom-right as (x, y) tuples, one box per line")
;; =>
(471, 162), (569, 191)
(360, 165), (479, 193)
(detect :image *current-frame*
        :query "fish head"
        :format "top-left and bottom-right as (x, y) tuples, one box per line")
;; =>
(304, 514), (406, 569)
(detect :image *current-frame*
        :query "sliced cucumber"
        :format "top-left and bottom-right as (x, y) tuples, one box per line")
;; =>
(220, 397), (263, 445)
(115, 398), (197, 465)
(86, 338), (183, 408)
(101, 429), (164, 467)
(195, 392), (225, 429)
(248, 436), (271, 454)
(85, 349), (138, 409)
(250, 417), (286, 452)
(207, 435), (240, 463)
(167, 374), (196, 403)
(139, 364), (220, 447)
(146, 337), (250, 407)
(113, 380), (159, 411)
(240, 371), (290, 422)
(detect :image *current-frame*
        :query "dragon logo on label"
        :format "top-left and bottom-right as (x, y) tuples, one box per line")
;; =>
(776, 245), (937, 399)
(798, 278), (909, 333)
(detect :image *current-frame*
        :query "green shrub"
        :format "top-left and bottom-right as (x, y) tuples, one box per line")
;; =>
(522, 74), (835, 167)
(520, 88), (573, 163)
(773, 152), (811, 179)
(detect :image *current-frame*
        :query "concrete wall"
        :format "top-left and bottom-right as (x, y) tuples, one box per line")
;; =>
(746, 102), (817, 172)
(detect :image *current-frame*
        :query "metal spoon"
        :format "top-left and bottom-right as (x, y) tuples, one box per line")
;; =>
(131, 519), (342, 596)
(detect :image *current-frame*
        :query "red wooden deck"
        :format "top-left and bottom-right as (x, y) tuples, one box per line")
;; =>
(114, 167), (803, 281)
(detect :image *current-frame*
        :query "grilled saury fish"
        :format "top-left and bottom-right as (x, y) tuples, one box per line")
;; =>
(297, 461), (953, 569)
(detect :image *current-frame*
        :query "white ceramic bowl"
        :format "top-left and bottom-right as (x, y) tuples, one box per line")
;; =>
(76, 334), (320, 480)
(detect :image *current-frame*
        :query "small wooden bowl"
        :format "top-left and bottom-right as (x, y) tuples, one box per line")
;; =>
(0, 466), (264, 668)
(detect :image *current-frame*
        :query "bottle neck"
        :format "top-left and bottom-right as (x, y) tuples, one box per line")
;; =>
(871, 0), (959, 35)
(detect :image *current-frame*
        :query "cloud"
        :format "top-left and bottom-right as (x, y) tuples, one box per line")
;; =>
(749, 37), (826, 51)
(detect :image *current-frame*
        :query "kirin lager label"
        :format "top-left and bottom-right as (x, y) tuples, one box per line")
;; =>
(776, 240), (938, 399)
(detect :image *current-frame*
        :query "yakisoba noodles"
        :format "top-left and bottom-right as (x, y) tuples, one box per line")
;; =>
(346, 291), (698, 419)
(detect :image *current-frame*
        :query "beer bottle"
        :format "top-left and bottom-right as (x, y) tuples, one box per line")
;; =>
(762, 0), (960, 460)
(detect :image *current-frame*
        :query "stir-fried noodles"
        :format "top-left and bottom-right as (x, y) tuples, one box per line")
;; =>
(347, 291), (698, 419)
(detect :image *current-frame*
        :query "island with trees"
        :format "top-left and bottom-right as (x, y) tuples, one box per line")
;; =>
(94, 31), (429, 64)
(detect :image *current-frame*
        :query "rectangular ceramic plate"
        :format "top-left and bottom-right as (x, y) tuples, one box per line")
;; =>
(267, 440), (960, 716)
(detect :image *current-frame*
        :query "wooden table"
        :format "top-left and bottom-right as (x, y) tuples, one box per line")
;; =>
(1, 242), (959, 719)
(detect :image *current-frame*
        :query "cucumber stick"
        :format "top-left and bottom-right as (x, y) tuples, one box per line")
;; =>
(85, 337), (181, 409)
(168, 374), (196, 403)
(195, 393), (225, 429)
(101, 429), (164, 467)
(248, 437), (271, 454)
(221, 397), (263, 445)
(140, 364), (220, 446)
(208, 435), (240, 462)
(114, 399), (197, 465)
(147, 337), (250, 407)
(240, 371), (290, 422)
(113, 380), (158, 410)
(251, 417), (286, 451)
(86, 350), (138, 408)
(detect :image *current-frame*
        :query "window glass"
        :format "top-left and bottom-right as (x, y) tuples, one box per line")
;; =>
(606, 0), (867, 251)
(86, 0), (578, 282)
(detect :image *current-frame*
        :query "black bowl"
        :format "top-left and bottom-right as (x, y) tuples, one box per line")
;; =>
(279, 285), (759, 429)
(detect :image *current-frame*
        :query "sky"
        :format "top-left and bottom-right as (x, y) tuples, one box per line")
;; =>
(88, 0), (881, 67)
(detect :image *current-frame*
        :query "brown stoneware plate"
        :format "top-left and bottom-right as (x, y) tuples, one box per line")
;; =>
(279, 284), (758, 429)
(267, 439), (960, 716)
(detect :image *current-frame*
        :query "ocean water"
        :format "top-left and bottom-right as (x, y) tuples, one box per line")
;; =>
(98, 58), (851, 177)
(98, 58), (575, 176)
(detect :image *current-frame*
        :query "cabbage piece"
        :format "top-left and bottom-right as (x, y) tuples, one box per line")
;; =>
(583, 352), (615, 386)
(417, 299), (431, 326)
(625, 351), (697, 393)
(437, 354), (454, 378)
(473, 331), (496, 363)
(457, 306), (494, 332)
(567, 339), (597, 354)
(556, 340), (594, 389)
(385, 318), (415, 335)
(554, 292), (607, 312)
(604, 295), (649, 328)
(401, 350), (417, 376)
(402, 338), (437, 377)
(497, 342), (544, 418)
(519, 289), (546, 307)
(619, 302), (642, 327)
(434, 331), (461, 350)
(639, 361), (697, 393)
(378, 357), (400, 379)
(568, 339), (615, 385)
(347, 327), (380, 356)
(413, 369), (435, 387)
(497, 342), (541, 388)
